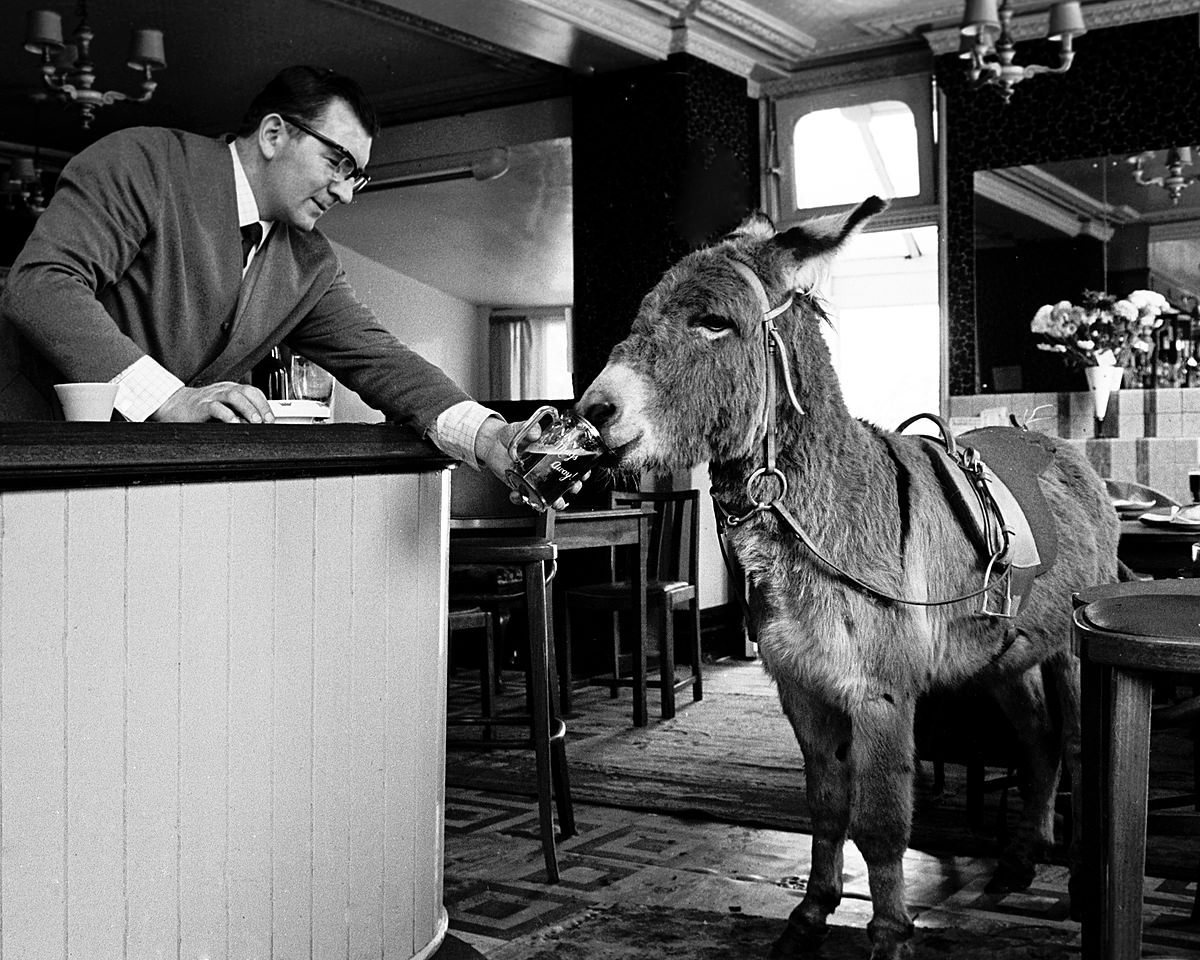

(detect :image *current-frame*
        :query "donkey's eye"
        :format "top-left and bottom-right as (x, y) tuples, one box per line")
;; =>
(688, 314), (736, 339)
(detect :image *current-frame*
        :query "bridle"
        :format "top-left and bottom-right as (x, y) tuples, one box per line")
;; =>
(712, 258), (1015, 613)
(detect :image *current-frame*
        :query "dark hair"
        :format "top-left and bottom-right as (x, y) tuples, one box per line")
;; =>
(236, 65), (380, 139)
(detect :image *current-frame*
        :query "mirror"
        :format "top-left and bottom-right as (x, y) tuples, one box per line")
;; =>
(973, 146), (1200, 393)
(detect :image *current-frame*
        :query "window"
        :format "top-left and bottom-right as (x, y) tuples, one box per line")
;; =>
(772, 74), (936, 224)
(793, 101), (920, 209)
(819, 226), (941, 428)
(488, 307), (574, 400)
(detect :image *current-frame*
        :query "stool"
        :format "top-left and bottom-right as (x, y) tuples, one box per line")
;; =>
(1075, 585), (1200, 959)
(447, 536), (574, 883)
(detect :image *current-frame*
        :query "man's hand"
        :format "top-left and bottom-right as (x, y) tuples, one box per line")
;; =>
(474, 416), (586, 511)
(150, 383), (275, 423)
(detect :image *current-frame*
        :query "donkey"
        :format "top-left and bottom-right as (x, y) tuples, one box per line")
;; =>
(577, 198), (1119, 959)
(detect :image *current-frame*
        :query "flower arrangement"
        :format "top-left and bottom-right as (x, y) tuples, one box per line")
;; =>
(1030, 288), (1170, 369)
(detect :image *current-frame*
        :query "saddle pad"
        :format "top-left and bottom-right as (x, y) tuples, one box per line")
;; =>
(958, 426), (1059, 576)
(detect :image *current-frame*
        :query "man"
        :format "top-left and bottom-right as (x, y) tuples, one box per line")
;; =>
(0, 65), (564, 493)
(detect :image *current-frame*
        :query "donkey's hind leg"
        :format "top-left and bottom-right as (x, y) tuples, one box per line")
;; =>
(769, 688), (852, 957)
(985, 662), (1062, 893)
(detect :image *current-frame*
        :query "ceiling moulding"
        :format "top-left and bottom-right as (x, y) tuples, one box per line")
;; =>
(516, 0), (815, 79)
(976, 165), (1125, 240)
(758, 49), (933, 99)
(319, 0), (557, 75)
(923, 0), (1198, 54)
(511, 0), (671, 59)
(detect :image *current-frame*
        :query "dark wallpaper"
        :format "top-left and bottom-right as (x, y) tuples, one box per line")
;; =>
(571, 53), (759, 395)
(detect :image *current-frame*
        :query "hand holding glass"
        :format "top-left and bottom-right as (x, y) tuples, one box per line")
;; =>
(506, 406), (605, 512)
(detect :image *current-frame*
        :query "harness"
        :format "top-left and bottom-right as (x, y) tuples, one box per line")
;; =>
(711, 259), (1037, 619)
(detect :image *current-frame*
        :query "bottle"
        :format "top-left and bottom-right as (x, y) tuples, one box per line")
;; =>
(252, 347), (290, 400)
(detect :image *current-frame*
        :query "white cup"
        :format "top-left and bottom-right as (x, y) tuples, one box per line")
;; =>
(54, 382), (118, 422)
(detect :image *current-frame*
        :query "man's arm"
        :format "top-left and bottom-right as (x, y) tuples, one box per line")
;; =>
(1, 131), (165, 384)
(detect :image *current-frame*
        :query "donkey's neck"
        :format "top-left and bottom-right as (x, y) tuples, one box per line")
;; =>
(710, 394), (898, 526)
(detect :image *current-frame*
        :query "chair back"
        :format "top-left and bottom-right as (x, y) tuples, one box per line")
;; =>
(611, 489), (700, 587)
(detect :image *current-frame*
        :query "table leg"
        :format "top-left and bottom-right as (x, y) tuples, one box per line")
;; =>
(631, 514), (648, 728)
(1080, 655), (1109, 958)
(1105, 668), (1152, 959)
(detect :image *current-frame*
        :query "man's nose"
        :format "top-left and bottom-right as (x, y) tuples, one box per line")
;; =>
(329, 179), (355, 205)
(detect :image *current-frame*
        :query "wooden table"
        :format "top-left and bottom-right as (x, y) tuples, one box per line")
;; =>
(1119, 518), (1200, 578)
(450, 507), (653, 726)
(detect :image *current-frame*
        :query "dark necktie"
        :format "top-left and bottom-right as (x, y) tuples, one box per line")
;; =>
(240, 222), (263, 266)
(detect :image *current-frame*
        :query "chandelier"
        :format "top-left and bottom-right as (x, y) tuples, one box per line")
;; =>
(24, 2), (166, 130)
(1128, 147), (1200, 206)
(960, 0), (1086, 103)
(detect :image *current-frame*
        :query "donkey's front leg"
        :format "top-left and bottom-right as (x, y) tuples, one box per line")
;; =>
(850, 692), (917, 960)
(770, 690), (852, 957)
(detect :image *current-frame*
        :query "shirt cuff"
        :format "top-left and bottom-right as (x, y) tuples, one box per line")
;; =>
(431, 400), (501, 469)
(111, 356), (185, 422)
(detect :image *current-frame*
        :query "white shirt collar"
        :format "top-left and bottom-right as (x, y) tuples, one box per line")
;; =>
(228, 140), (271, 235)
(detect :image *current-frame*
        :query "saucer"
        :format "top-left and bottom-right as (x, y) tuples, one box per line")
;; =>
(268, 399), (331, 424)
(1138, 507), (1200, 528)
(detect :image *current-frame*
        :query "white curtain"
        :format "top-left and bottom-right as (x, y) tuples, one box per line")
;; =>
(488, 309), (573, 400)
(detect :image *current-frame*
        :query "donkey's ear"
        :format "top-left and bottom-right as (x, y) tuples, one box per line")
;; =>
(727, 210), (777, 243)
(773, 196), (888, 291)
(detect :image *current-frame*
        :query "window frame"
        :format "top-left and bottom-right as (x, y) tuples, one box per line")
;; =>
(769, 73), (937, 230)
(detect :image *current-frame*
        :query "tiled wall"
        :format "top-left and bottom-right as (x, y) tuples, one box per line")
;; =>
(950, 390), (1200, 504)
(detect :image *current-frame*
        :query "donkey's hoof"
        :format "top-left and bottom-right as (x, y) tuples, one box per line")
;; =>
(768, 918), (828, 956)
(867, 917), (915, 960)
(984, 857), (1036, 894)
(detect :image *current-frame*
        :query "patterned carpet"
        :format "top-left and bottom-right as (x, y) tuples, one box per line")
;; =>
(441, 658), (1200, 958)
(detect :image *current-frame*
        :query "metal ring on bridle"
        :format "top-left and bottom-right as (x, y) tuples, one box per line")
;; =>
(746, 466), (788, 508)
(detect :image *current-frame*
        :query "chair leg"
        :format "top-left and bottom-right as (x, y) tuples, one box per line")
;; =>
(561, 602), (574, 715)
(524, 559), (560, 883)
(481, 614), (495, 742)
(609, 611), (621, 698)
(689, 596), (703, 703)
(660, 605), (676, 720)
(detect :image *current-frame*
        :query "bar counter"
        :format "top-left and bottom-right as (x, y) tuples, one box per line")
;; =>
(0, 422), (455, 960)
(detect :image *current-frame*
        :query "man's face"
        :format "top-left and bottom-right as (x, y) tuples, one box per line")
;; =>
(263, 99), (372, 231)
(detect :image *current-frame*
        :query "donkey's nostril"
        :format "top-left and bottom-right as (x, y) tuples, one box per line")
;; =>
(583, 400), (616, 429)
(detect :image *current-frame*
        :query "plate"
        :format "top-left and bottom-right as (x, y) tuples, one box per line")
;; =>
(1113, 498), (1156, 518)
(1138, 507), (1200, 528)
(1112, 498), (1156, 511)
(268, 399), (331, 423)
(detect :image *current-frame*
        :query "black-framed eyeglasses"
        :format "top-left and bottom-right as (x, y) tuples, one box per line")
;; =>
(280, 114), (371, 193)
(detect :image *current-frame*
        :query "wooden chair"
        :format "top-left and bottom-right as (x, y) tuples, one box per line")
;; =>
(1074, 580), (1200, 959)
(562, 489), (702, 721)
(1103, 477), (1180, 511)
(446, 535), (574, 883)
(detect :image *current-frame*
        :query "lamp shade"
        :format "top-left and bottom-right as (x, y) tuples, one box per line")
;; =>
(10, 158), (37, 182)
(1047, 1), (1086, 39)
(127, 29), (166, 70)
(960, 0), (1000, 36)
(24, 9), (64, 54)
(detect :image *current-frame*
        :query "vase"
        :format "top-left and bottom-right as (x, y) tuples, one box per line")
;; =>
(1085, 364), (1123, 421)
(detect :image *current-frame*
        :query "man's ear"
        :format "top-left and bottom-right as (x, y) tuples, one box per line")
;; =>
(258, 113), (287, 160)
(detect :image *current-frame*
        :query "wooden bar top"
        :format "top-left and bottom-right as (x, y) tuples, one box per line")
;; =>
(0, 421), (455, 490)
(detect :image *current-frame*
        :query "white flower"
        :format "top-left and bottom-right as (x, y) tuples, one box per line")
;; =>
(1127, 289), (1169, 315)
(1113, 299), (1138, 322)
(1031, 304), (1054, 334)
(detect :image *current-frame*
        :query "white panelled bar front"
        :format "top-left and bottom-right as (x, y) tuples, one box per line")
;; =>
(0, 424), (452, 960)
